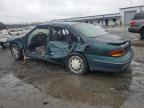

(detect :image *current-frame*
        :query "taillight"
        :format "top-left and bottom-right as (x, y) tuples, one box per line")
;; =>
(130, 20), (136, 27)
(107, 49), (126, 57)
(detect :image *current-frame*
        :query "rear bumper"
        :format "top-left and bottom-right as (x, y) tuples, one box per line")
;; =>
(128, 27), (140, 33)
(85, 49), (134, 72)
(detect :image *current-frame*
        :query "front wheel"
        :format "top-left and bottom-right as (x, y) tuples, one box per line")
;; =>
(66, 53), (88, 75)
(140, 28), (144, 40)
(10, 44), (24, 60)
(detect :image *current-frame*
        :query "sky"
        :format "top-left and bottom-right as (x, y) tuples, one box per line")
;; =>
(0, 0), (143, 23)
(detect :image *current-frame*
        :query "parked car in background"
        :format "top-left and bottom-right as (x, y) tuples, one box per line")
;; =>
(0, 37), (9, 49)
(0, 22), (10, 49)
(128, 12), (144, 39)
(8, 22), (133, 75)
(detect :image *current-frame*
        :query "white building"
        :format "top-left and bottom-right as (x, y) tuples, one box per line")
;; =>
(120, 5), (144, 25)
(53, 5), (144, 26)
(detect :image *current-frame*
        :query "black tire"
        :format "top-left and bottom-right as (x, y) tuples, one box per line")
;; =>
(10, 44), (24, 60)
(66, 53), (88, 75)
(140, 28), (144, 40)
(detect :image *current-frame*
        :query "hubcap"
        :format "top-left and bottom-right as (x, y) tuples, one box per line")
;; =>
(68, 56), (83, 73)
(12, 47), (19, 59)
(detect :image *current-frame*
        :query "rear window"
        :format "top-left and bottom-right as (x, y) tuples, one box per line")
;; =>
(72, 23), (108, 37)
(133, 13), (144, 20)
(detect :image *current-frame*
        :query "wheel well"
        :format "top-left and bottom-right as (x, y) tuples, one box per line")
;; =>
(9, 42), (23, 50)
(9, 42), (23, 52)
(9, 42), (18, 48)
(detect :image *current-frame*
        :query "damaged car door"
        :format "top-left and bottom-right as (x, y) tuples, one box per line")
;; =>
(46, 26), (77, 63)
(25, 26), (50, 58)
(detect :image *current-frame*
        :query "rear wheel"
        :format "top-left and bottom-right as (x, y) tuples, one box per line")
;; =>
(66, 53), (88, 75)
(140, 28), (144, 40)
(10, 44), (24, 60)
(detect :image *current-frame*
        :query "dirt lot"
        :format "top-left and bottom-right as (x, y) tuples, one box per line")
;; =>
(0, 28), (144, 108)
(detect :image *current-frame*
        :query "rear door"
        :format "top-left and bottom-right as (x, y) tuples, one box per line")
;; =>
(46, 26), (77, 63)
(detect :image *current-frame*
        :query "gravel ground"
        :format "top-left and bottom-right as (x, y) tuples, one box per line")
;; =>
(0, 28), (144, 108)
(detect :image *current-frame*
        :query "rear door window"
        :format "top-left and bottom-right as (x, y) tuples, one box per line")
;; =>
(133, 13), (144, 20)
(49, 26), (77, 43)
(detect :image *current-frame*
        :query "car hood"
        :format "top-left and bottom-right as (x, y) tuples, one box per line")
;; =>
(7, 35), (25, 42)
(0, 37), (9, 42)
(89, 34), (129, 44)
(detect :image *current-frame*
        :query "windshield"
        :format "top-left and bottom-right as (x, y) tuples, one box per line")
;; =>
(72, 23), (108, 37)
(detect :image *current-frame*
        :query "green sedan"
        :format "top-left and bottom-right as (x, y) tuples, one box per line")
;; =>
(8, 22), (133, 75)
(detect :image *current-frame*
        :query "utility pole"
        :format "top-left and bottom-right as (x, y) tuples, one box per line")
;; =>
(131, 0), (133, 7)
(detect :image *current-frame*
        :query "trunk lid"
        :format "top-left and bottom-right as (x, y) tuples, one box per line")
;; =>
(91, 34), (128, 44)
(7, 35), (25, 42)
(89, 34), (131, 52)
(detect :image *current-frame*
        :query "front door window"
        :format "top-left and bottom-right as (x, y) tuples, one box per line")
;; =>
(27, 26), (50, 56)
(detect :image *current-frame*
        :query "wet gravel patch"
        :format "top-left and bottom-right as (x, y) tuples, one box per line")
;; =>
(0, 47), (143, 108)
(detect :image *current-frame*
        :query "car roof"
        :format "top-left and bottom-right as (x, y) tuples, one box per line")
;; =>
(38, 21), (81, 27)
